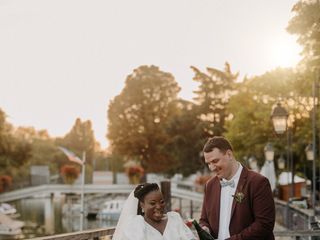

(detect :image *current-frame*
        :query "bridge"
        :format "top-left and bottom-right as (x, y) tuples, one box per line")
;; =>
(1, 183), (320, 239)
(0, 183), (203, 203)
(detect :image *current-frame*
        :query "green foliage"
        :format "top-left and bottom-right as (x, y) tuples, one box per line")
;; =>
(287, 0), (320, 70)
(58, 118), (96, 165)
(225, 67), (314, 172)
(93, 150), (110, 171)
(0, 109), (32, 174)
(165, 100), (206, 176)
(14, 127), (60, 172)
(191, 63), (238, 137)
(225, 85), (275, 166)
(107, 65), (180, 173)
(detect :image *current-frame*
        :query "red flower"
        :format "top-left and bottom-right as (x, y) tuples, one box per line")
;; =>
(185, 219), (193, 228)
(60, 164), (80, 184)
(0, 175), (12, 192)
(126, 166), (144, 177)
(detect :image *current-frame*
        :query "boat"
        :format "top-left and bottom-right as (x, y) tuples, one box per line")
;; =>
(62, 203), (81, 217)
(0, 213), (24, 236)
(96, 199), (125, 220)
(0, 203), (17, 215)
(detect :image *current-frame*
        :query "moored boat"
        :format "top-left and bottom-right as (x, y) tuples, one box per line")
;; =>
(96, 199), (125, 221)
(0, 213), (24, 236)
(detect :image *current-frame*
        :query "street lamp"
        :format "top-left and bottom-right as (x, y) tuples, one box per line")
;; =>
(263, 143), (276, 192)
(248, 156), (259, 172)
(305, 143), (316, 211)
(271, 102), (288, 134)
(264, 143), (275, 162)
(277, 155), (285, 170)
(271, 102), (294, 200)
(305, 143), (314, 161)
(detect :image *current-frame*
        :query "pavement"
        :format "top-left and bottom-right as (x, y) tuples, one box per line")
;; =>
(274, 222), (291, 240)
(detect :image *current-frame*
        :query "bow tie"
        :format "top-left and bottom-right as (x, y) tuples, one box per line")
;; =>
(220, 179), (235, 188)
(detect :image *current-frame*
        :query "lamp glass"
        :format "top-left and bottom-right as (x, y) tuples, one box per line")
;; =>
(306, 151), (314, 161)
(272, 117), (287, 134)
(248, 156), (258, 171)
(264, 143), (274, 161)
(265, 151), (275, 162)
(305, 145), (314, 161)
(278, 157), (285, 169)
(305, 144), (314, 161)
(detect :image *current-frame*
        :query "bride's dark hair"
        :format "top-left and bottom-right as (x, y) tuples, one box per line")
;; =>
(134, 183), (160, 215)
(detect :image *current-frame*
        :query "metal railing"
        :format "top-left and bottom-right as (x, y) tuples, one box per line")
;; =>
(0, 184), (204, 202)
(30, 228), (115, 240)
(29, 227), (320, 240)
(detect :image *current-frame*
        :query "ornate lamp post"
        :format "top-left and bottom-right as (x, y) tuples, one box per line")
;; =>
(305, 143), (314, 161)
(305, 143), (316, 211)
(263, 142), (276, 192)
(271, 102), (294, 200)
(271, 103), (288, 134)
(264, 143), (275, 162)
(277, 155), (285, 170)
(248, 156), (259, 172)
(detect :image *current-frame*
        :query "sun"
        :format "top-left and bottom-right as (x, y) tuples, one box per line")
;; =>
(267, 34), (302, 68)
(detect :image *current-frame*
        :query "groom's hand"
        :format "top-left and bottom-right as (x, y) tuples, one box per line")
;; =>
(202, 226), (210, 234)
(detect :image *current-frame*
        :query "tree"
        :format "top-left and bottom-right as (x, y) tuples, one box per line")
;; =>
(286, 0), (320, 181)
(59, 118), (96, 164)
(17, 128), (61, 173)
(165, 100), (206, 176)
(225, 83), (274, 167)
(107, 65), (180, 173)
(287, 0), (320, 70)
(191, 63), (238, 137)
(0, 109), (32, 172)
(57, 118), (97, 183)
(225, 68), (313, 171)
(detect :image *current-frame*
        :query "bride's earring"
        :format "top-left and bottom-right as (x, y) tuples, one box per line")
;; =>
(141, 208), (144, 213)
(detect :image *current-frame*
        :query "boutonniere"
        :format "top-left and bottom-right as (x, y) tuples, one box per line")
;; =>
(232, 192), (245, 203)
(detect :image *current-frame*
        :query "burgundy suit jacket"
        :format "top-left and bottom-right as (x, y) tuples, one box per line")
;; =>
(199, 166), (275, 240)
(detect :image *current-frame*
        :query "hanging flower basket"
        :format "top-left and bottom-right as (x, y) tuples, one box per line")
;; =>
(60, 164), (80, 184)
(0, 175), (12, 192)
(124, 161), (144, 184)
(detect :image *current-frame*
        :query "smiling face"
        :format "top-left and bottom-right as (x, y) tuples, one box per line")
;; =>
(140, 190), (165, 222)
(204, 147), (237, 180)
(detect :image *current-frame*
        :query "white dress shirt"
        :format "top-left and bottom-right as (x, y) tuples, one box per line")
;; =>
(218, 163), (243, 240)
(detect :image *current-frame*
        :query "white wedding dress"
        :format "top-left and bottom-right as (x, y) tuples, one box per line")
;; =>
(112, 190), (196, 240)
(121, 211), (196, 240)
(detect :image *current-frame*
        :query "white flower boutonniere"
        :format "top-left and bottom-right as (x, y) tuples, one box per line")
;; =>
(232, 192), (245, 203)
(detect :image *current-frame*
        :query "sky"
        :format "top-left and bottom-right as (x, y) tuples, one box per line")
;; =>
(0, 0), (302, 149)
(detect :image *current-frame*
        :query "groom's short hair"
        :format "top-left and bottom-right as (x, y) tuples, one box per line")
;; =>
(203, 136), (233, 153)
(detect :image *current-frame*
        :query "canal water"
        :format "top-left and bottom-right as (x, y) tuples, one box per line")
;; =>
(2, 195), (118, 239)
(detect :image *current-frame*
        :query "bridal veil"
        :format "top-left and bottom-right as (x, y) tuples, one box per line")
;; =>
(112, 190), (138, 240)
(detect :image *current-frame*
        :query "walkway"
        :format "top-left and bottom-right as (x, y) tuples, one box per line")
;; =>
(274, 222), (290, 240)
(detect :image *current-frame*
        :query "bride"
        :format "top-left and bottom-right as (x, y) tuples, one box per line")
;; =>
(112, 183), (196, 240)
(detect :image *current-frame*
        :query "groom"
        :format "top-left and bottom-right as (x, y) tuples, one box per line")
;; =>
(199, 136), (275, 240)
